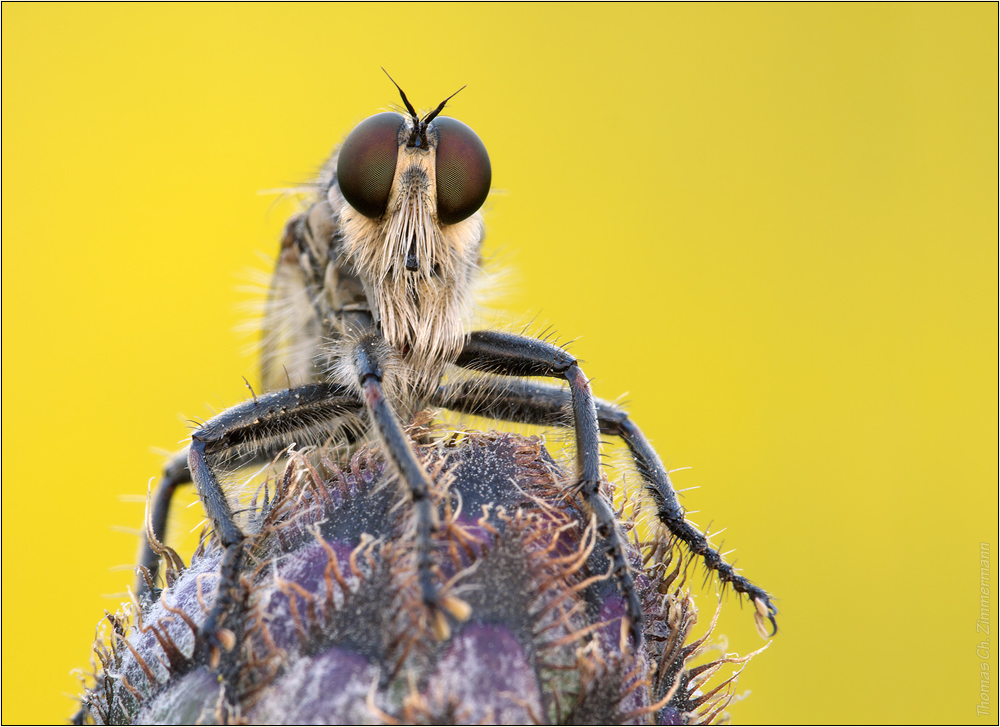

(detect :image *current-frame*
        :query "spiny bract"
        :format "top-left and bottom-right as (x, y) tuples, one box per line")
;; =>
(75, 425), (766, 725)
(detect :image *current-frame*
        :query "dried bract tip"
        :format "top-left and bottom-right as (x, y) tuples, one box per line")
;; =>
(441, 595), (473, 622)
(432, 609), (451, 641)
(217, 629), (237, 652)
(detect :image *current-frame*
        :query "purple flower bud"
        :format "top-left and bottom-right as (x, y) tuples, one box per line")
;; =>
(76, 432), (766, 725)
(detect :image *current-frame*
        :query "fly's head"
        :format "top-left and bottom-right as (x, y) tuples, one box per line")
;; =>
(332, 77), (491, 368)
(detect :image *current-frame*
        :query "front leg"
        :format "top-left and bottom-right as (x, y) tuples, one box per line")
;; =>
(185, 382), (363, 659)
(452, 331), (644, 646)
(350, 335), (441, 619)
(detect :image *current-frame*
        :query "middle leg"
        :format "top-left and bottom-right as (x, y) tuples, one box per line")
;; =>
(449, 331), (645, 645)
(433, 371), (778, 635)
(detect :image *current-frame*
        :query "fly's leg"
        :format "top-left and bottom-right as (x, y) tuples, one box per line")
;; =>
(136, 449), (191, 597)
(449, 331), (644, 646)
(433, 375), (778, 636)
(599, 401), (778, 635)
(183, 382), (363, 655)
(350, 335), (441, 618)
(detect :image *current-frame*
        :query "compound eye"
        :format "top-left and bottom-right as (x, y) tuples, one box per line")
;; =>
(432, 117), (491, 225)
(337, 113), (403, 219)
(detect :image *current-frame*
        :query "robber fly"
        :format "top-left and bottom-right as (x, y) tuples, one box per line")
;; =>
(137, 73), (777, 652)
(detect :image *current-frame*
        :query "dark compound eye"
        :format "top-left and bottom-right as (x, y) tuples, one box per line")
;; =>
(337, 113), (404, 219)
(432, 117), (491, 225)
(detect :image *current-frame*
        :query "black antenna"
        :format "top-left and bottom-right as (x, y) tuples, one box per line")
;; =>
(381, 68), (418, 122)
(423, 85), (466, 125)
(381, 70), (467, 148)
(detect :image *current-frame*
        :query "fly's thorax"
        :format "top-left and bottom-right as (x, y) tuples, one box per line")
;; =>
(334, 127), (485, 371)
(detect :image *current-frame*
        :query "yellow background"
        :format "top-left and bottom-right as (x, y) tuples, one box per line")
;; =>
(3, 5), (997, 724)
